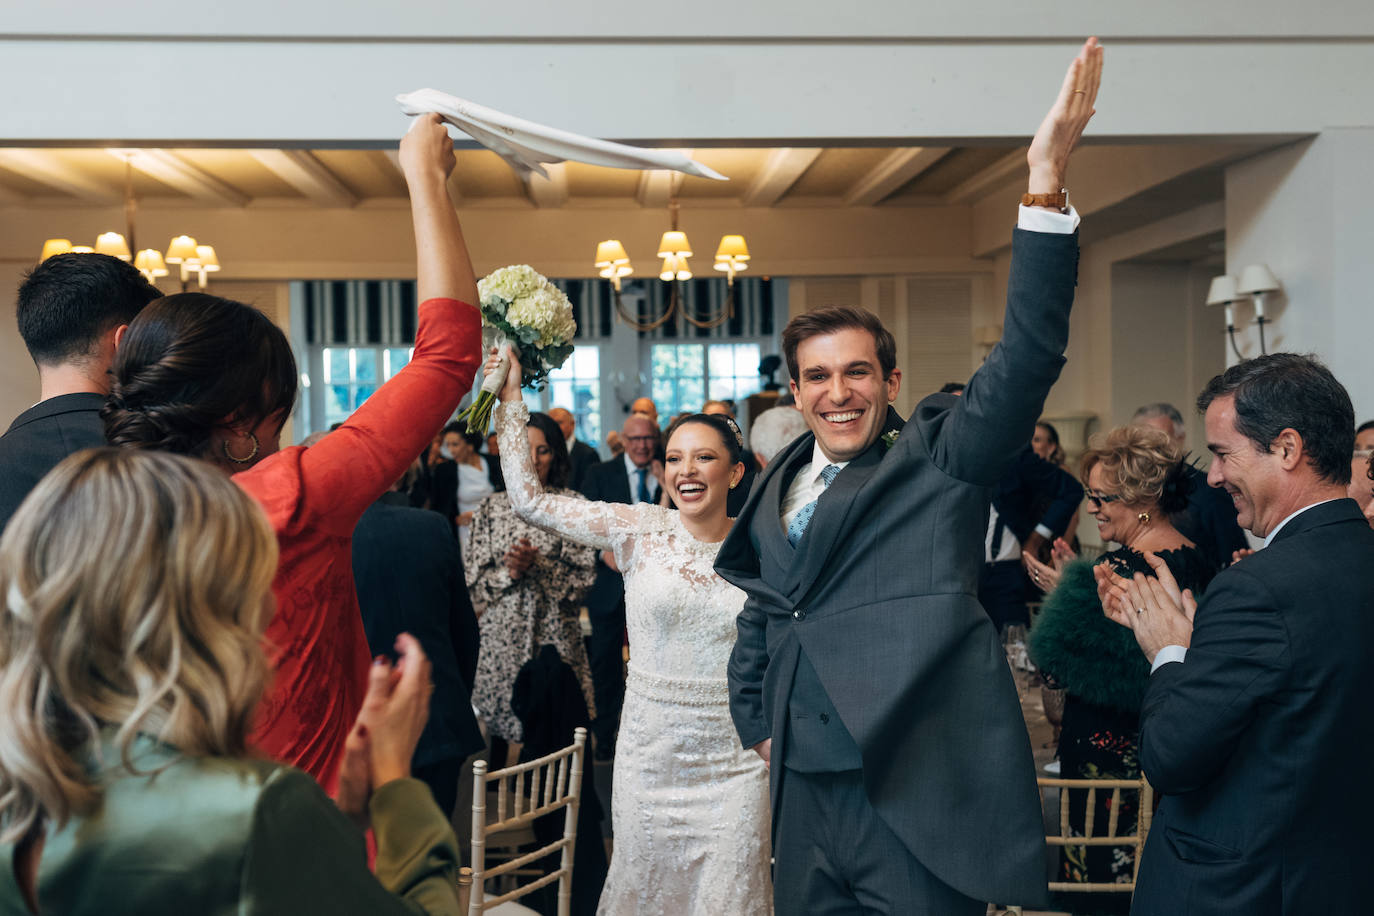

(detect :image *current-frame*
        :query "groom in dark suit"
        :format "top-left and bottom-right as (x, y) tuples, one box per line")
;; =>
(1099, 353), (1373, 915)
(715, 38), (1103, 914)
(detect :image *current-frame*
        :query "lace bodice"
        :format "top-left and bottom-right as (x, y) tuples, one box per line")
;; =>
(496, 401), (747, 684)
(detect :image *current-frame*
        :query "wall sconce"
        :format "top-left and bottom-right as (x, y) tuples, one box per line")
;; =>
(713, 235), (750, 285)
(1236, 263), (1279, 354)
(1207, 265), (1280, 357)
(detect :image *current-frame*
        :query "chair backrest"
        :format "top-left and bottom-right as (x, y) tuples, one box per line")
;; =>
(1038, 774), (1154, 895)
(469, 727), (587, 916)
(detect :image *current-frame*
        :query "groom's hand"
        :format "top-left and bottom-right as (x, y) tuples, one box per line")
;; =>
(1026, 36), (1103, 197)
(752, 738), (772, 769)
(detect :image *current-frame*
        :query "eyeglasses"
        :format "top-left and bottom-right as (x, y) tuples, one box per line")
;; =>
(1083, 489), (1122, 508)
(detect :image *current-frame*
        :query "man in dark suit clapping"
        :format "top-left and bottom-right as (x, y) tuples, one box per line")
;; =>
(716, 38), (1103, 914)
(1100, 353), (1373, 915)
(0, 253), (159, 532)
(579, 412), (661, 758)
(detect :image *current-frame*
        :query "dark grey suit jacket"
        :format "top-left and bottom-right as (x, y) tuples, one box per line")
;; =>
(0, 392), (107, 532)
(567, 438), (599, 492)
(716, 228), (1079, 906)
(1132, 498), (1374, 915)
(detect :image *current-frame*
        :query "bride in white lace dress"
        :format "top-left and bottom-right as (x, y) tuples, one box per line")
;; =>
(489, 350), (771, 916)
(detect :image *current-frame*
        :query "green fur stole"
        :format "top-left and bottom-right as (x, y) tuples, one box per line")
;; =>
(1028, 559), (1151, 713)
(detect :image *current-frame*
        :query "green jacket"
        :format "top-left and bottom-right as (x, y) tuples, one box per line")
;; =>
(0, 735), (460, 915)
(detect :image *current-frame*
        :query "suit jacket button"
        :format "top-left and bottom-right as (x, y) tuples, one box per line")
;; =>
(819, 713), (830, 724)
(793, 610), (805, 620)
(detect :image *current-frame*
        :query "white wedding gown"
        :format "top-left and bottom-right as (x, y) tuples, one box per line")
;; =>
(496, 402), (772, 916)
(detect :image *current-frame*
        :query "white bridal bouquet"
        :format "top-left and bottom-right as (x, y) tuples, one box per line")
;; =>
(457, 264), (576, 434)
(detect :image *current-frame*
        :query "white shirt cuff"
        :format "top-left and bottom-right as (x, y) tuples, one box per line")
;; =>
(1150, 644), (1188, 673)
(1033, 523), (1054, 539)
(1017, 204), (1080, 234)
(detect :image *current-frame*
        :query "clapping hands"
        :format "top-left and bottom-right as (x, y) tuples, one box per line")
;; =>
(335, 634), (434, 827)
(505, 536), (539, 580)
(1022, 537), (1077, 593)
(1094, 552), (1198, 664)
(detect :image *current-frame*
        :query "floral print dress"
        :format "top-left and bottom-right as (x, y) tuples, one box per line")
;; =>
(465, 489), (598, 743)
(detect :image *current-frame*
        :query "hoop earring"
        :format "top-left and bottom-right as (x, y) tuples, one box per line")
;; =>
(1137, 511), (1151, 524)
(222, 432), (260, 465)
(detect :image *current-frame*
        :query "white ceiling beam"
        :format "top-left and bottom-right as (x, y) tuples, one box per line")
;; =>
(106, 148), (250, 207)
(636, 150), (691, 208)
(742, 148), (822, 207)
(0, 149), (119, 202)
(247, 149), (358, 207)
(523, 162), (569, 208)
(842, 147), (951, 207)
(943, 148), (1028, 204)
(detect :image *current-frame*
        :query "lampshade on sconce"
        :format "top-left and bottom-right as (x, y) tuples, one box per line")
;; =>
(94, 232), (132, 260)
(70, 246), (95, 254)
(134, 249), (169, 280)
(657, 230), (692, 259)
(713, 234), (750, 283)
(659, 254), (692, 282)
(594, 239), (633, 290)
(1205, 275), (1239, 305)
(39, 239), (73, 261)
(1236, 264), (1279, 296)
(164, 235), (199, 264)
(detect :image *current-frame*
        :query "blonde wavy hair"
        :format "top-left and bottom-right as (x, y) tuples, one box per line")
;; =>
(1080, 425), (1185, 510)
(0, 448), (277, 844)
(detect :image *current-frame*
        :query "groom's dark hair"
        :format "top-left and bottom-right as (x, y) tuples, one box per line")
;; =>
(782, 306), (896, 382)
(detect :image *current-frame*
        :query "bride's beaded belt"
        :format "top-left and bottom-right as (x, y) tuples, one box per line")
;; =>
(626, 667), (731, 706)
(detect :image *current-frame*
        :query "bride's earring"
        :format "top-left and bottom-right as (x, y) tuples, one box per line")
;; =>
(1137, 511), (1151, 524)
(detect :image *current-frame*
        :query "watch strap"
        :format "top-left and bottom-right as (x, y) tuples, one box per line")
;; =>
(1021, 189), (1069, 213)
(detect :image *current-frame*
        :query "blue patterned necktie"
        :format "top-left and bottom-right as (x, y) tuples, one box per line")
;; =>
(636, 466), (651, 504)
(787, 464), (840, 547)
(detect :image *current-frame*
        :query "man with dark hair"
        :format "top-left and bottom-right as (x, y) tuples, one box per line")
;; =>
(939, 381), (967, 395)
(717, 38), (1102, 914)
(1355, 418), (1374, 451)
(1132, 401), (1249, 570)
(0, 253), (159, 529)
(1100, 352), (1373, 916)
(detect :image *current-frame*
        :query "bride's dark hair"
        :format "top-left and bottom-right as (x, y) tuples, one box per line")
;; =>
(103, 293), (298, 459)
(665, 413), (745, 466)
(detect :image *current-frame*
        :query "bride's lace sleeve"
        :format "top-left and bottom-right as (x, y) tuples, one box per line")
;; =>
(495, 400), (638, 552)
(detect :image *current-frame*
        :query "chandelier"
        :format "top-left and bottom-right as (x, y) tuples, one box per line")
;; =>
(37, 155), (222, 290)
(594, 196), (749, 332)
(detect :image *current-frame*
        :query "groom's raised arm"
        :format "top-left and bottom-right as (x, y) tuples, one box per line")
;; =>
(924, 38), (1102, 486)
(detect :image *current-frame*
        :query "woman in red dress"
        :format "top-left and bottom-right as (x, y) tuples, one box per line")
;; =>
(102, 115), (481, 793)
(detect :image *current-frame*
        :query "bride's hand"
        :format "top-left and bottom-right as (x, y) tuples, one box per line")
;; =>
(483, 344), (525, 403)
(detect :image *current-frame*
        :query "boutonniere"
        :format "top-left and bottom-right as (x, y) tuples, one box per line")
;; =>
(881, 430), (900, 450)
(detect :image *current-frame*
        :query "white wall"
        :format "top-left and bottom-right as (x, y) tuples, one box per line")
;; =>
(1225, 131), (1374, 424)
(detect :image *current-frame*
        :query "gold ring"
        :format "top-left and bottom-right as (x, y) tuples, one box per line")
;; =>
(1073, 89), (1087, 94)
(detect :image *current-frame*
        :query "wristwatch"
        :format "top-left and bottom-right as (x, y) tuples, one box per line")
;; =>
(1020, 189), (1069, 213)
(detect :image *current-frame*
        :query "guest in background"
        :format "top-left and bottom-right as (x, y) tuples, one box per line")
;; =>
(604, 430), (624, 459)
(351, 456), (484, 820)
(549, 406), (599, 490)
(101, 114), (481, 792)
(1349, 449), (1373, 516)
(1132, 402), (1247, 571)
(579, 412), (662, 759)
(0, 449), (460, 915)
(1031, 421), (1067, 467)
(0, 252), (159, 532)
(1356, 419), (1374, 451)
(431, 423), (499, 552)
(1028, 425), (1213, 909)
(483, 431), (506, 491)
(629, 396), (659, 426)
(466, 411), (598, 765)
(938, 381), (966, 394)
(748, 404), (808, 469)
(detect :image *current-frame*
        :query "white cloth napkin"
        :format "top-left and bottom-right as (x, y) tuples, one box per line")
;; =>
(396, 88), (727, 181)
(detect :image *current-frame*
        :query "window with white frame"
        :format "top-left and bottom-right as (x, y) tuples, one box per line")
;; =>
(318, 346), (413, 430)
(542, 345), (603, 446)
(649, 342), (762, 419)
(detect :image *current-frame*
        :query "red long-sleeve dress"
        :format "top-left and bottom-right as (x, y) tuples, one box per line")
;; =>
(235, 296), (481, 793)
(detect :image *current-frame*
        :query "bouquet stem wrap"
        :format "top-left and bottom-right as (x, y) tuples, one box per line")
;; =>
(455, 265), (576, 435)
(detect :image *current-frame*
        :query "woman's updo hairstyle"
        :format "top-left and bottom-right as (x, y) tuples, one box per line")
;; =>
(103, 293), (298, 459)
(665, 413), (745, 466)
(1079, 424), (1192, 514)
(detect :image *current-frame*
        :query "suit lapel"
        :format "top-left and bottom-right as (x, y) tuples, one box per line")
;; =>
(788, 407), (905, 602)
